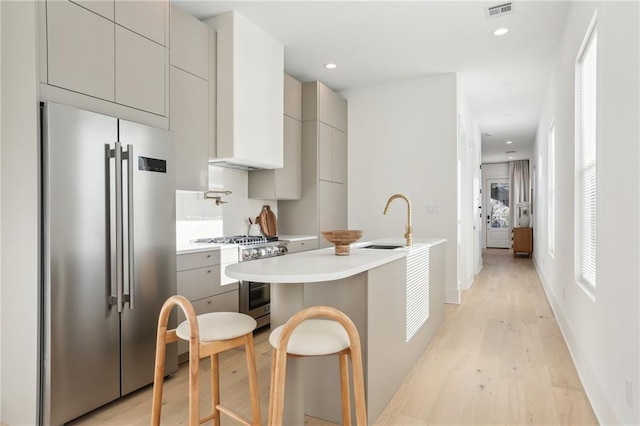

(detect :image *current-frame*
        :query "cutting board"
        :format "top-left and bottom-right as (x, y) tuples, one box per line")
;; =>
(258, 205), (277, 237)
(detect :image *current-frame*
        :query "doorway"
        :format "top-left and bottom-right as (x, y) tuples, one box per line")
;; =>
(486, 179), (511, 248)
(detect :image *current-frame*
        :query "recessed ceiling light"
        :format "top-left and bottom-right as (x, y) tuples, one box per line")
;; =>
(509, 156), (514, 160)
(506, 140), (513, 144)
(493, 28), (509, 36)
(324, 63), (337, 70)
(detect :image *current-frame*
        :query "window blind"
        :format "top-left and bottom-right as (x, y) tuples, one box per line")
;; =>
(578, 26), (597, 289)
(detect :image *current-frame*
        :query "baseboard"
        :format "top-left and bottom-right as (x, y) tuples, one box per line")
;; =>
(445, 288), (461, 304)
(533, 258), (620, 426)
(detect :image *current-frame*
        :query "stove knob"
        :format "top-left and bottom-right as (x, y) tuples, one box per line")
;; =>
(281, 246), (288, 254)
(242, 250), (251, 261)
(259, 248), (267, 257)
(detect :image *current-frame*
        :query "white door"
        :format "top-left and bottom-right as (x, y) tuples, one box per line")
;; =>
(486, 179), (511, 248)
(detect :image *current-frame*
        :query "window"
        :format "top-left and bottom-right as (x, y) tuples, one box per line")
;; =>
(575, 15), (597, 294)
(548, 122), (556, 257)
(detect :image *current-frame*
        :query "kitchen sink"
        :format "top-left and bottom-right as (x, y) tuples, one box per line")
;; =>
(361, 244), (404, 250)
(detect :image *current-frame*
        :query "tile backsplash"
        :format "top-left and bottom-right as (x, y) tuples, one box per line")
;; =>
(176, 165), (278, 243)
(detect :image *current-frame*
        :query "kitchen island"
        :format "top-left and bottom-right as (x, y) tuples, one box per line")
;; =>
(226, 237), (446, 424)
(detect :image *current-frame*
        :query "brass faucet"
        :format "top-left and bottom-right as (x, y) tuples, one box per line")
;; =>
(383, 193), (413, 246)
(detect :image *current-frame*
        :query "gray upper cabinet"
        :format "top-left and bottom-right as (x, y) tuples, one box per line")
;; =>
(171, 67), (209, 191)
(170, 5), (209, 80)
(302, 81), (348, 132)
(284, 73), (302, 120)
(115, 25), (167, 116)
(249, 74), (302, 200)
(47, 1), (115, 102)
(70, 0), (114, 21)
(278, 81), (348, 246)
(42, 0), (168, 117)
(115, 0), (168, 46)
(170, 5), (212, 191)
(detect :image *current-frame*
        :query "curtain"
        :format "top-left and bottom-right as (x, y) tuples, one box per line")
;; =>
(509, 160), (530, 227)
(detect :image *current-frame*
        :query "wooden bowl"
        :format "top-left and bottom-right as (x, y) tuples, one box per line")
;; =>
(321, 230), (363, 256)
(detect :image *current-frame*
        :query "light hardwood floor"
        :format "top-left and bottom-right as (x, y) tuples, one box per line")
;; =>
(70, 249), (597, 425)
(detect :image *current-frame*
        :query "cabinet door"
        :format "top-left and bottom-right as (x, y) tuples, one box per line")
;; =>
(318, 83), (348, 132)
(318, 122), (332, 182)
(71, 0), (114, 20)
(47, 0), (115, 101)
(332, 128), (347, 184)
(274, 116), (302, 199)
(115, 26), (167, 115)
(318, 181), (347, 248)
(284, 74), (302, 120)
(170, 5), (209, 80)
(171, 67), (209, 191)
(115, 0), (167, 46)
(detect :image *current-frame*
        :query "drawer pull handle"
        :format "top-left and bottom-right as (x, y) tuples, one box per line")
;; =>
(207, 301), (212, 305)
(207, 270), (212, 274)
(206, 254), (212, 258)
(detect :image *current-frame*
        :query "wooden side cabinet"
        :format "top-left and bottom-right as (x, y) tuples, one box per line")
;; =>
(513, 227), (533, 258)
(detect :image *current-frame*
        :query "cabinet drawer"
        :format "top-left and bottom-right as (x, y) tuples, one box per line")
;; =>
(176, 289), (240, 355)
(287, 239), (318, 254)
(178, 265), (234, 301)
(177, 250), (220, 271)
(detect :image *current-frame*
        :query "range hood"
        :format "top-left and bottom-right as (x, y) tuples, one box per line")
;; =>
(208, 159), (262, 171)
(205, 12), (284, 171)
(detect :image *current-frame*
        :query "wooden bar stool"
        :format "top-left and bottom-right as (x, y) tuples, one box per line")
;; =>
(151, 295), (261, 426)
(268, 305), (367, 426)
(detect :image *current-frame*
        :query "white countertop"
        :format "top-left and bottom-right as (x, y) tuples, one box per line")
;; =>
(277, 234), (317, 242)
(225, 237), (446, 283)
(176, 241), (238, 255)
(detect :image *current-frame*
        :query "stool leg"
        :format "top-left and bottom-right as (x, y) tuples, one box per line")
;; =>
(245, 333), (262, 426)
(270, 349), (289, 426)
(211, 353), (220, 426)
(350, 349), (367, 426)
(339, 352), (352, 426)
(268, 349), (277, 425)
(150, 329), (168, 426)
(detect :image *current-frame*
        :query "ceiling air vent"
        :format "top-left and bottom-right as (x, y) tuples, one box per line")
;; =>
(506, 150), (516, 153)
(486, 2), (513, 19)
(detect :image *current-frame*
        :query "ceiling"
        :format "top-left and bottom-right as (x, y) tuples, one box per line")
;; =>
(173, 0), (571, 164)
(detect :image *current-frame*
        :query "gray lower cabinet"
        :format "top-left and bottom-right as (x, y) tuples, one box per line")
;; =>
(176, 250), (239, 358)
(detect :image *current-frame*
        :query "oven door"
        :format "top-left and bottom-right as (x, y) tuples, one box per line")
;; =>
(239, 281), (270, 320)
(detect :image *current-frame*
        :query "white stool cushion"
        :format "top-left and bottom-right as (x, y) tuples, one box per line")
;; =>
(269, 319), (350, 356)
(176, 312), (257, 342)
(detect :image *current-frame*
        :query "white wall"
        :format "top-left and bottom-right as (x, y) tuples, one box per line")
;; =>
(457, 83), (482, 289)
(208, 166), (278, 236)
(1, 1), (40, 424)
(344, 74), (460, 303)
(533, 2), (639, 424)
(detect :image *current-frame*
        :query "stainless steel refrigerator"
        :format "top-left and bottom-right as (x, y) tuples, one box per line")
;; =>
(40, 102), (178, 425)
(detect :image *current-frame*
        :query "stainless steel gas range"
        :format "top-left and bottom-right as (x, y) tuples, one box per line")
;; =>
(194, 235), (288, 328)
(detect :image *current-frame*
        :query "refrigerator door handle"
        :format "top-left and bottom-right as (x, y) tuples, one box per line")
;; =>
(123, 144), (135, 310)
(114, 142), (124, 313)
(106, 144), (117, 307)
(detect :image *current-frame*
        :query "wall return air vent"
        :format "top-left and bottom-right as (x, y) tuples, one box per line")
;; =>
(485, 2), (513, 19)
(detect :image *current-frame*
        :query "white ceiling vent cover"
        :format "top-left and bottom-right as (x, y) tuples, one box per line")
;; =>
(485, 2), (514, 19)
